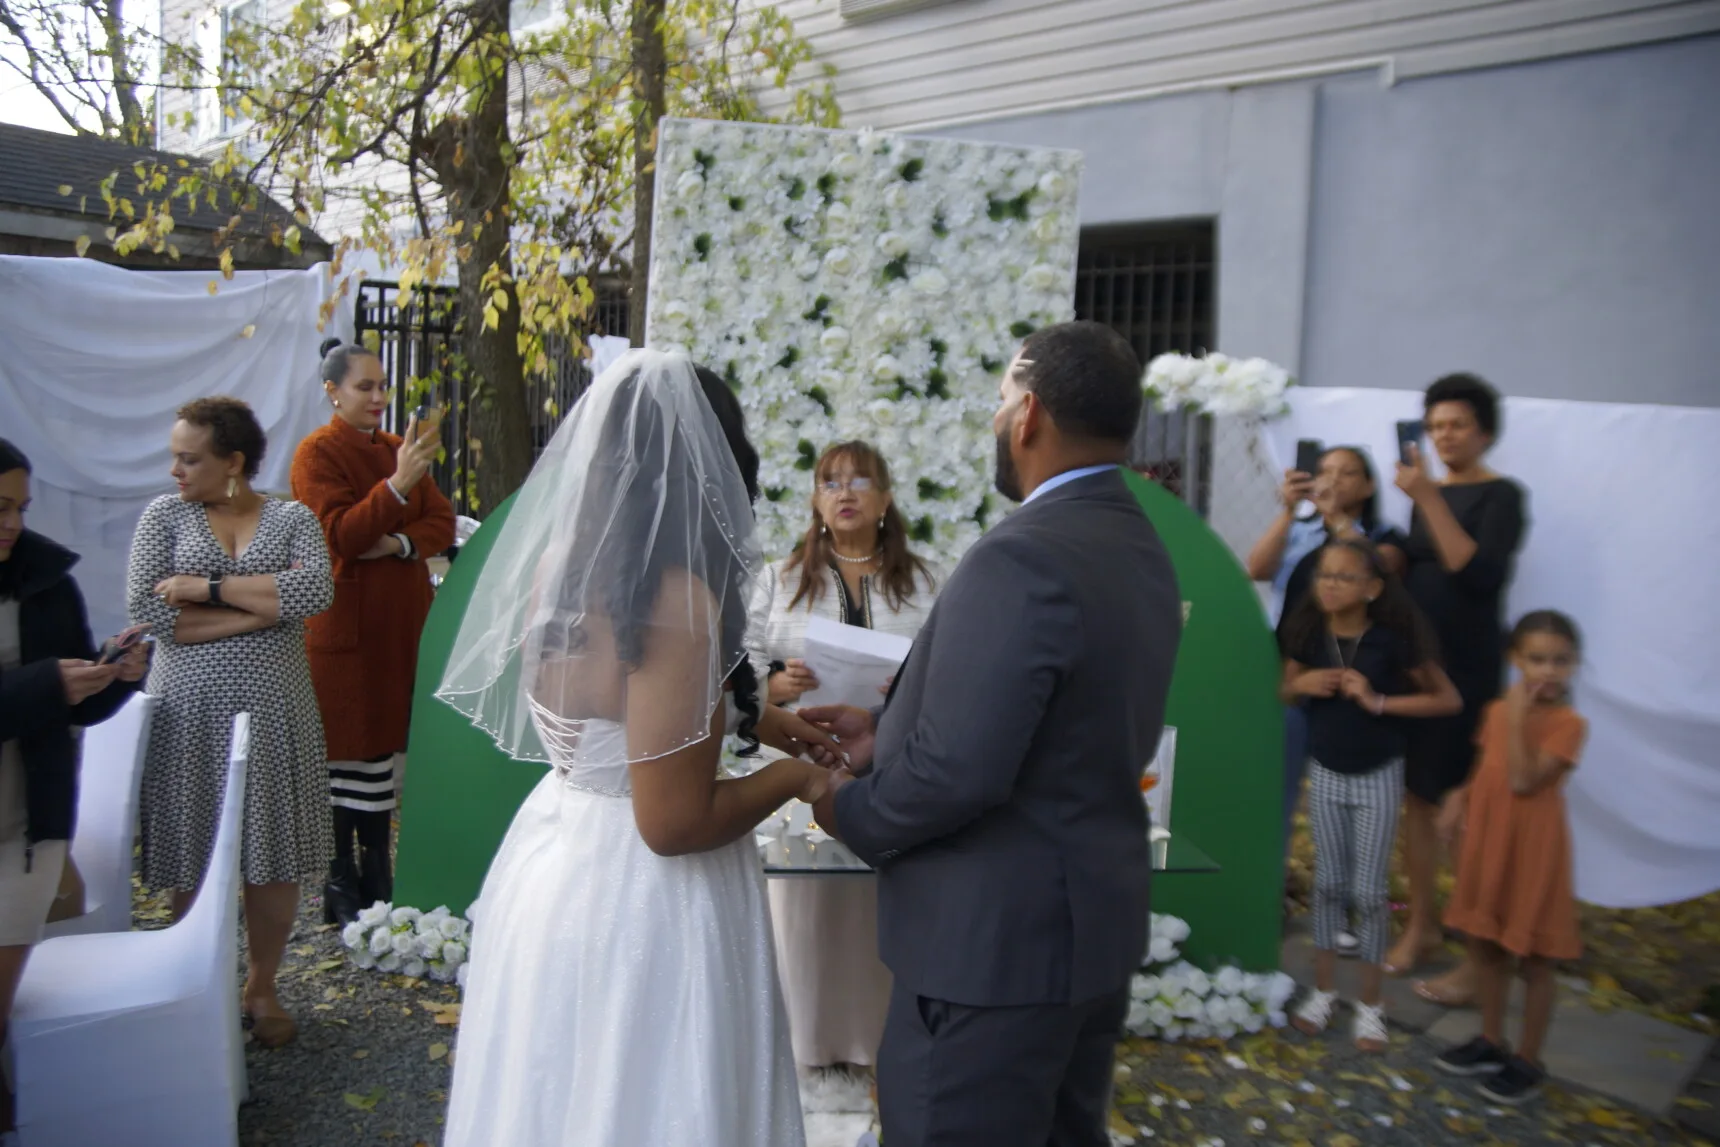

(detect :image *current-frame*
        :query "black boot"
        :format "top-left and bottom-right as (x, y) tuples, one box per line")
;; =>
(357, 807), (394, 908)
(322, 855), (364, 925)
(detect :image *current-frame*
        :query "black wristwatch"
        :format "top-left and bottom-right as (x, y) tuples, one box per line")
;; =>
(207, 574), (225, 606)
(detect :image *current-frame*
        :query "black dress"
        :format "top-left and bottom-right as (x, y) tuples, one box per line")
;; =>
(1402, 479), (1527, 803)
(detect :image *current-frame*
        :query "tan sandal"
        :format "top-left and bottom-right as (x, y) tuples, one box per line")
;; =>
(243, 1007), (298, 1049)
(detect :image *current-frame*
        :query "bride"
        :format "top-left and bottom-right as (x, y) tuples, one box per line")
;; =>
(435, 350), (838, 1145)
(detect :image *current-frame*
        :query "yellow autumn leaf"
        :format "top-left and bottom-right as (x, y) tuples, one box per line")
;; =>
(58, 184), (72, 196)
(1327, 1136), (1361, 1147)
(429, 1042), (448, 1061)
(1587, 1105), (1625, 1127)
(239, 324), (257, 339)
(490, 289), (509, 312)
(74, 234), (92, 257)
(206, 280), (219, 296)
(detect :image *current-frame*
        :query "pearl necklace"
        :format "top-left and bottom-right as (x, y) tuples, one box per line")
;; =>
(832, 548), (882, 565)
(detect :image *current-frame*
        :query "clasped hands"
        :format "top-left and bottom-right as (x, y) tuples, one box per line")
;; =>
(764, 703), (879, 823)
(1295, 667), (1383, 712)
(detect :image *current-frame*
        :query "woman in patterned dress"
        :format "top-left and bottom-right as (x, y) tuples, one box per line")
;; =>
(746, 441), (939, 1105)
(127, 397), (334, 1047)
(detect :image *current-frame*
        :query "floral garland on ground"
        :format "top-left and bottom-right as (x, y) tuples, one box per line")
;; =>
(647, 117), (1083, 570)
(341, 902), (472, 988)
(1143, 353), (1294, 418)
(1127, 913), (1296, 1042)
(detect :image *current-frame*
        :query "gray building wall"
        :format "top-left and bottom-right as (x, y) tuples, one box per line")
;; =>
(930, 33), (1720, 411)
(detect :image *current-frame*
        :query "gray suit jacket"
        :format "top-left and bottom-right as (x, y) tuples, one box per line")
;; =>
(832, 469), (1181, 1008)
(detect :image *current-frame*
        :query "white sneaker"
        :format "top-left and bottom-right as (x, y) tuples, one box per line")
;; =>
(1353, 1001), (1389, 1051)
(1336, 930), (1360, 957)
(1292, 988), (1339, 1035)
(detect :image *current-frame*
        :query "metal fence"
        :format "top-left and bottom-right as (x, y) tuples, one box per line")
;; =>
(1072, 222), (1216, 514)
(353, 278), (630, 516)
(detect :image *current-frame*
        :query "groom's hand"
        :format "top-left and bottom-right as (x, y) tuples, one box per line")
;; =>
(756, 704), (845, 763)
(796, 704), (876, 773)
(811, 768), (856, 842)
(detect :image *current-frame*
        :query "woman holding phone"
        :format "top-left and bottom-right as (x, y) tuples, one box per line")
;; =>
(0, 439), (146, 1128)
(1387, 373), (1527, 1001)
(291, 338), (455, 922)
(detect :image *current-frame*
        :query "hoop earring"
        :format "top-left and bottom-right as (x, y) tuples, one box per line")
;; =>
(226, 477), (237, 500)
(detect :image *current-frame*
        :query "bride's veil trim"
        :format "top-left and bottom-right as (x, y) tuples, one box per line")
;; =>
(434, 348), (761, 764)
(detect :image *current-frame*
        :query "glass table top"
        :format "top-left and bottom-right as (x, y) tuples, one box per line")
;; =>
(760, 830), (1220, 876)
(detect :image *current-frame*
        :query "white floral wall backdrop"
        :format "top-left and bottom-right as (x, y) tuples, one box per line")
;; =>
(646, 117), (1082, 569)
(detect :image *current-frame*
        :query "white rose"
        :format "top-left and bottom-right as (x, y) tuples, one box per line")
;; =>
(1037, 170), (1069, 199)
(341, 922), (366, 950)
(674, 171), (704, 200)
(1213, 966), (1245, 997)
(873, 355), (904, 382)
(403, 958), (427, 980)
(1023, 263), (1063, 292)
(824, 202), (853, 237)
(1184, 967), (1211, 998)
(357, 902), (390, 928)
(417, 935), (445, 961)
(1147, 935), (1178, 965)
(391, 931), (417, 956)
(832, 152), (862, 179)
(1184, 1021), (1212, 1041)
(876, 232), (911, 259)
(824, 247), (857, 276)
(352, 949), (376, 971)
(368, 928), (392, 957)
(820, 326), (851, 355)
(1266, 972), (1297, 1010)
(1204, 995), (1231, 1025)
(428, 960), (456, 984)
(911, 269), (950, 296)
(1162, 1021), (1184, 1042)
(1241, 1010), (1266, 1034)
(1131, 974), (1161, 1001)
(441, 940), (469, 967)
(389, 906), (421, 929)
(1031, 214), (1061, 244)
(457, 962), (470, 990)
(1147, 1000), (1175, 1029)
(884, 184), (911, 211)
(1173, 992), (1204, 1021)
(378, 951), (403, 973)
(1126, 999), (1154, 1036)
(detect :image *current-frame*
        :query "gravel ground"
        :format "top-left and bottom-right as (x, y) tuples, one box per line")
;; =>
(1112, 1026), (1707, 1147)
(134, 886), (1709, 1147)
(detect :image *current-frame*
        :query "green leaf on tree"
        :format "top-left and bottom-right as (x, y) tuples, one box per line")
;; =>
(806, 385), (834, 416)
(795, 440), (818, 471)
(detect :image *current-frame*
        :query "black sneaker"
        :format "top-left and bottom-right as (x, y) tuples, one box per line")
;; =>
(1436, 1035), (1509, 1076)
(1479, 1056), (1545, 1105)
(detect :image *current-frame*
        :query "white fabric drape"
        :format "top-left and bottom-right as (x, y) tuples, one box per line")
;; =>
(1263, 387), (1720, 909)
(0, 256), (347, 641)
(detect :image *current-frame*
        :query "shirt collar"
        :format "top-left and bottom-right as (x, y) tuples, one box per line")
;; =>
(1023, 464), (1120, 505)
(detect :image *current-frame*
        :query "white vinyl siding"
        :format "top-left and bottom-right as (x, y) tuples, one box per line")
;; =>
(772, 0), (1720, 130)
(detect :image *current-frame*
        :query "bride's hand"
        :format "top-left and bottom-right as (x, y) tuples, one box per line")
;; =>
(790, 759), (837, 805)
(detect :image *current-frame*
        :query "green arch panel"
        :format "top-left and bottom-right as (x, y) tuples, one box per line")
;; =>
(1123, 470), (1284, 970)
(397, 476), (1287, 972)
(392, 492), (546, 916)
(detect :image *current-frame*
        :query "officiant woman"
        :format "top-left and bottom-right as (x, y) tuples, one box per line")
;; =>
(746, 440), (939, 1094)
(292, 339), (455, 923)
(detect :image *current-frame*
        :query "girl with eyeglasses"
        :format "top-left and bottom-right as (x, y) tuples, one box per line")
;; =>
(1278, 538), (1459, 1051)
(743, 441), (939, 1106)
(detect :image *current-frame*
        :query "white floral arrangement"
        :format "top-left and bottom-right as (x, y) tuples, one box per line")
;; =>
(1126, 913), (1295, 1042)
(647, 117), (1083, 570)
(1143, 352), (1294, 419)
(341, 902), (472, 989)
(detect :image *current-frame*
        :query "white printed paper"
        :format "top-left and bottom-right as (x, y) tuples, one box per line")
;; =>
(796, 616), (913, 713)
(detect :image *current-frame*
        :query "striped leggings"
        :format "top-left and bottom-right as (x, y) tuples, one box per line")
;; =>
(1308, 759), (1403, 964)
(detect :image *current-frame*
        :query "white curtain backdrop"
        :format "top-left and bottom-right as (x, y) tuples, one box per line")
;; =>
(0, 256), (347, 642)
(1264, 388), (1720, 909)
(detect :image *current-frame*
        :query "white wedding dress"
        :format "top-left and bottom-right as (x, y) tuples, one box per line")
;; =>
(443, 708), (806, 1146)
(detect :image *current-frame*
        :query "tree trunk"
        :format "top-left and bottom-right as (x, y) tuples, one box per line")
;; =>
(426, 0), (533, 515)
(626, 0), (668, 342)
(103, 0), (150, 144)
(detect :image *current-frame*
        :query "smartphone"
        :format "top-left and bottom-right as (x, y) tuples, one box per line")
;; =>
(1294, 438), (1323, 477)
(97, 623), (152, 665)
(1395, 419), (1425, 467)
(410, 403), (444, 444)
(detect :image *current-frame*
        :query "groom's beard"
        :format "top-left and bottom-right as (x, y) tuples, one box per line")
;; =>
(993, 428), (1024, 504)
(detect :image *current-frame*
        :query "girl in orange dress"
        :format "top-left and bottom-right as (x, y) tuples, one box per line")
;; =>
(1435, 611), (1586, 1105)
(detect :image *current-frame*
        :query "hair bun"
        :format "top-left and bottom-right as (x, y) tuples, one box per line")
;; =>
(319, 336), (344, 357)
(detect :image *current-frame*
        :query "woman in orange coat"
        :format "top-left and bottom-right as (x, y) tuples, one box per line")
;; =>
(291, 338), (454, 922)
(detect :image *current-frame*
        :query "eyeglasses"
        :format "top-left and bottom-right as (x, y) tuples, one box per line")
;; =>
(818, 477), (875, 494)
(1315, 571), (1371, 585)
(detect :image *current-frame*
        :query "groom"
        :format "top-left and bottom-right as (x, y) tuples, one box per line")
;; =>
(805, 321), (1182, 1146)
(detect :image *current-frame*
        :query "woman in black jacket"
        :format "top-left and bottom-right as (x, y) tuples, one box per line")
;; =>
(0, 438), (146, 1125)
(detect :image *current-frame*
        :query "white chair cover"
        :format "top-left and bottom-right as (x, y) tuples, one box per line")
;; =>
(45, 692), (157, 939)
(12, 712), (251, 1147)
